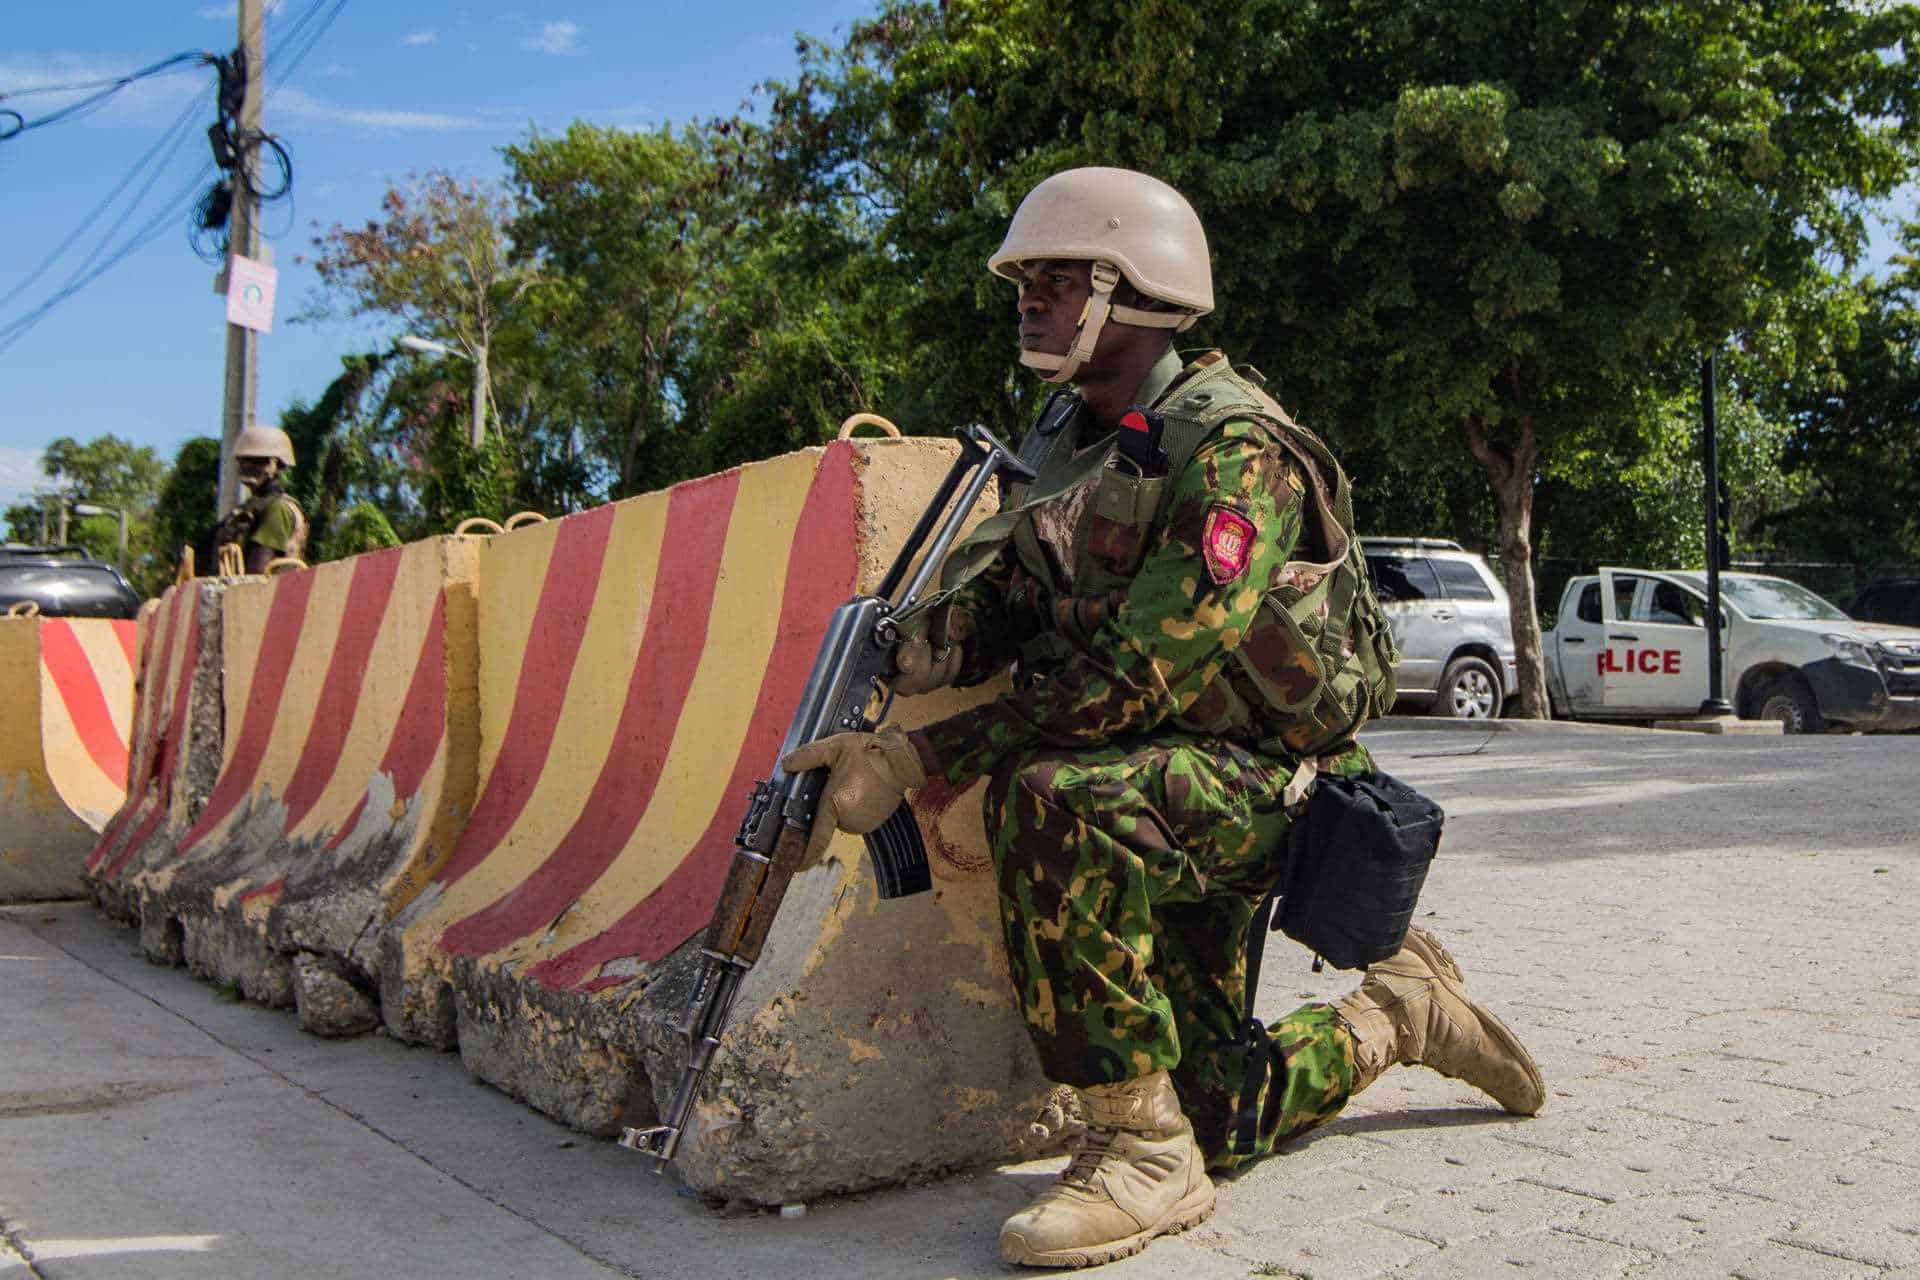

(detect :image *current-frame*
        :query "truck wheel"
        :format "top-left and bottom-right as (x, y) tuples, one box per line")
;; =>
(1759, 674), (1828, 734)
(1434, 656), (1503, 719)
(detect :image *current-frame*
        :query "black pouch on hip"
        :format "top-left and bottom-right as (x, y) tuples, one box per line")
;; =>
(1274, 770), (1443, 971)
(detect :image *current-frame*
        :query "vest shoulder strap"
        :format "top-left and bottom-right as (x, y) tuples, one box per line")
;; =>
(1153, 361), (1356, 535)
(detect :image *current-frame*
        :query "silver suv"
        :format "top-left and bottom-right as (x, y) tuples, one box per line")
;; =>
(1362, 538), (1517, 718)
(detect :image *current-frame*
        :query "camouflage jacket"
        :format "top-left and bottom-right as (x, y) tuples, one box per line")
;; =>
(913, 349), (1334, 787)
(216, 486), (308, 561)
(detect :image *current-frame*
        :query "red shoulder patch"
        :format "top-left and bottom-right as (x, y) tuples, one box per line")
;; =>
(1201, 505), (1258, 585)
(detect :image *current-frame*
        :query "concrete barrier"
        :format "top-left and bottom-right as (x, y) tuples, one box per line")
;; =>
(89, 582), (228, 928)
(96, 542), (480, 1034)
(389, 439), (1050, 1204)
(2, 616), (136, 901)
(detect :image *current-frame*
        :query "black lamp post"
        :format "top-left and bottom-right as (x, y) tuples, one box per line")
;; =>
(1700, 349), (1735, 715)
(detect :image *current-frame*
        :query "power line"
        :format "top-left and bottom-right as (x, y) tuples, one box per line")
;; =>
(267, 0), (349, 94)
(0, 0), (349, 353)
(0, 52), (212, 140)
(0, 91), (208, 313)
(0, 161), (214, 355)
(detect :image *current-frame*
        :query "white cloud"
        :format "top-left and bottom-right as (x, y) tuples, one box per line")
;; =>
(401, 30), (436, 47)
(196, 0), (287, 19)
(523, 20), (582, 55)
(273, 86), (487, 133)
(581, 101), (656, 126)
(0, 53), (205, 122)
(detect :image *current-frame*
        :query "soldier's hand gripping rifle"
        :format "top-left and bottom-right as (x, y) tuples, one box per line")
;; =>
(620, 423), (1035, 1167)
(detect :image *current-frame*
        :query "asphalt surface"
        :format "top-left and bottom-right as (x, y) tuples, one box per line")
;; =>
(3, 722), (1917, 1279)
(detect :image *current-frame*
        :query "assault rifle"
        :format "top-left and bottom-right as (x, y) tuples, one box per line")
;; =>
(621, 423), (1035, 1167)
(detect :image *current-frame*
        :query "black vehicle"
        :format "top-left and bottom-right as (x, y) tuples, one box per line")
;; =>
(1848, 578), (1920, 629)
(0, 545), (142, 619)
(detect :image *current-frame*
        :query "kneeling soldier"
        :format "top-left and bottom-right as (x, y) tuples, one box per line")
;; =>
(785, 167), (1544, 1268)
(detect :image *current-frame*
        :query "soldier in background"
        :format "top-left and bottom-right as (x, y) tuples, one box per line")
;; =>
(783, 168), (1544, 1268)
(214, 424), (307, 575)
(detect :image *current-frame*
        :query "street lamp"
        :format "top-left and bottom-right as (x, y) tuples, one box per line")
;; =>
(1698, 349), (1734, 717)
(72, 502), (127, 569)
(397, 334), (488, 448)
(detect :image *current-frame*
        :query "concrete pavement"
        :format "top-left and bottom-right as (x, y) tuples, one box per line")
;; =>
(3, 722), (1917, 1279)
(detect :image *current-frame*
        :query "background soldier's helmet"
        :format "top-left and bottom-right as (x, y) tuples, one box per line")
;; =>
(989, 167), (1214, 383)
(235, 423), (296, 468)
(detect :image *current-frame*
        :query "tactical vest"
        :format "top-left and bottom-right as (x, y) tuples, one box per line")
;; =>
(935, 355), (1398, 758)
(217, 490), (309, 562)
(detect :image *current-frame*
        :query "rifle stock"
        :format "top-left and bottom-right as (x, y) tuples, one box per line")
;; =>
(621, 425), (1034, 1169)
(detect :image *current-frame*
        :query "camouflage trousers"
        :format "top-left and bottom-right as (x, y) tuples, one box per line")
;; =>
(985, 735), (1367, 1171)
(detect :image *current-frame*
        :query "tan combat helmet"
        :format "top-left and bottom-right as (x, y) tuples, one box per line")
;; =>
(989, 167), (1214, 384)
(234, 423), (295, 467)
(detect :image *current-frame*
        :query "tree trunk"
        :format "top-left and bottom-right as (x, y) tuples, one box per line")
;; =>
(1462, 414), (1550, 719)
(620, 344), (663, 495)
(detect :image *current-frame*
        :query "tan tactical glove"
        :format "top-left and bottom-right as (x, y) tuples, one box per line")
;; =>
(892, 633), (964, 696)
(780, 724), (928, 868)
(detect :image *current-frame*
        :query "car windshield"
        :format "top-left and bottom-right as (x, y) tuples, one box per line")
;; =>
(1719, 576), (1850, 621)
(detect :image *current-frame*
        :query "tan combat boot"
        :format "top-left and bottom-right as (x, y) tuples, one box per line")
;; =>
(999, 1069), (1215, 1268)
(1334, 926), (1547, 1115)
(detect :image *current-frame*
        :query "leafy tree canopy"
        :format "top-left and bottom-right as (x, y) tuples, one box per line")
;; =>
(747, 0), (1920, 712)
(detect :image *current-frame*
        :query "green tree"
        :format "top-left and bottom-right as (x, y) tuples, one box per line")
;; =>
(504, 122), (743, 495)
(756, 0), (1920, 715)
(1768, 226), (1920, 566)
(149, 436), (222, 585)
(321, 501), (402, 558)
(304, 172), (536, 524)
(4, 434), (170, 590)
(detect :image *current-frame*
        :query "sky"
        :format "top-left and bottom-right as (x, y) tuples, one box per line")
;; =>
(0, 0), (879, 513)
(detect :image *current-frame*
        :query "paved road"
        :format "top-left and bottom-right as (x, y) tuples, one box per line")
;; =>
(3, 723), (1916, 1279)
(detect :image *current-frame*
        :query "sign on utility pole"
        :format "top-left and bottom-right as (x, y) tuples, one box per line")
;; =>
(216, 0), (266, 518)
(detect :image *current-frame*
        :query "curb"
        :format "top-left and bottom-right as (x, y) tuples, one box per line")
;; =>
(1364, 714), (1674, 736)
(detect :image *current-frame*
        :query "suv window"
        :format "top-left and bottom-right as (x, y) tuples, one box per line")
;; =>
(0, 562), (140, 619)
(1432, 559), (1495, 600)
(1367, 555), (1440, 602)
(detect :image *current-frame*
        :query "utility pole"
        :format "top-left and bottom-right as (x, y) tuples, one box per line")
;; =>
(216, 0), (265, 518)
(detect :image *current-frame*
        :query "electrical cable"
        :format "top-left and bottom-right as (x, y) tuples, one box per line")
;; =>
(0, 0), (348, 352)
(0, 54), (208, 99)
(0, 52), (212, 138)
(0, 89), (207, 313)
(267, 0), (349, 95)
(244, 134), (293, 199)
(0, 159), (214, 354)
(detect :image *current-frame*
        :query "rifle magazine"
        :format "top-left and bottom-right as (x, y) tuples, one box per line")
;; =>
(865, 802), (931, 899)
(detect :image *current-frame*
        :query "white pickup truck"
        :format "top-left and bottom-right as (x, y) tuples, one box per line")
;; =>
(1542, 567), (1920, 733)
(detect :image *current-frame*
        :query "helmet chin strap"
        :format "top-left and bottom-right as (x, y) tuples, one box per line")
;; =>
(1021, 260), (1194, 384)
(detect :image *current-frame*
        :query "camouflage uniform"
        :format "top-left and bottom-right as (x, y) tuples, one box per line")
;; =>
(215, 485), (308, 564)
(912, 348), (1369, 1170)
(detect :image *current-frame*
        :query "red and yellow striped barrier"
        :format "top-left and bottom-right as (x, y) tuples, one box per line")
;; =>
(96, 541), (479, 1024)
(87, 583), (219, 923)
(390, 439), (1050, 1202)
(76, 439), (1055, 1202)
(1, 615), (136, 900)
